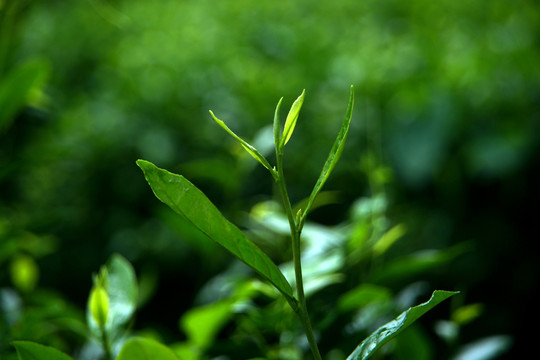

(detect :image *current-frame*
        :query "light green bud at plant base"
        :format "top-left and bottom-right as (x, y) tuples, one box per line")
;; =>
(89, 284), (109, 328)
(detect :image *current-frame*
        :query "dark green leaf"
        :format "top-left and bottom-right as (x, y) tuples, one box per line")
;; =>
(301, 85), (354, 225)
(0, 59), (49, 131)
(12, 341), (73, 360)
(346, 290), (459, 360)
(137, 160), (294, 302)
(369, 244), (468, 284)
(117, 337), (179, 360)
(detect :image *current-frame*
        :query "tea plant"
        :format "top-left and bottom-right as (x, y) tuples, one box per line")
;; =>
(9, 87), (457, 360)
(137, 86), (457, 359)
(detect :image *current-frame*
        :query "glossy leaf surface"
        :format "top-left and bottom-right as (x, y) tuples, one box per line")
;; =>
(301, 85), (354, 223)
(12, 341), (73, 360)
(346, 290), (458, 360)
(117, 337), (179, 360)
(137, 160), (294, 301)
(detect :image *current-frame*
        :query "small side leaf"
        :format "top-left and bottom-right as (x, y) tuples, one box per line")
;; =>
(117, 337), (180, 360)
(346, 290), (459, 360)
(301, 85), (354, 224)
(279, 89), (305, 148)
(137, 160), (294, 302)
(209, 110), (274, 174)
(12, 341), (74, 360)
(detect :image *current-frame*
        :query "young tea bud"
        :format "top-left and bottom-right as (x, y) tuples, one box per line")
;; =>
(89, 284), (109, 328)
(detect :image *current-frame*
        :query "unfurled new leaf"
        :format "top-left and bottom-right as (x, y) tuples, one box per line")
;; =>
(301, 85), (354, 225)
(346, 290), (459, 360)
(279, 89), (305, 148)
(209, 110), (274, 174)
(137, 160), (294, 303)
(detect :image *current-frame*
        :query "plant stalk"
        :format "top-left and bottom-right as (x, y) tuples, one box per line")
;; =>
(100, 325), (112, 360)
(275, 150), (322, 360)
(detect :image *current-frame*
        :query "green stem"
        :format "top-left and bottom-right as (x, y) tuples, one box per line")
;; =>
(275, 150), (322, 360)
(100, 325), (112, 360)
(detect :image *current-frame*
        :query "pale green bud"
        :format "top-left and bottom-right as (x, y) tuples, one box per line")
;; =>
(89, 285), (109, 328)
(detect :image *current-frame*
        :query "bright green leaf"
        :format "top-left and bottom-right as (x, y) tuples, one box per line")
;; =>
(451, 303), (484, 325)
(117, 337), (180, 360)
(301, 85), (354, 224)
(209, 110), (274, 174)
(12, 341), (73, 360)
(280, 89), (305, 147)
(137, 160), (294, 303)
(180, 300), (233, 349)
(346, 290), (459, 360)
(372, 224), (406, 256)
(170, 342), (199, 360)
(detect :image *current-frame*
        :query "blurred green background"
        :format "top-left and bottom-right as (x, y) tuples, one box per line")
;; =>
(1, 0), (538, 358)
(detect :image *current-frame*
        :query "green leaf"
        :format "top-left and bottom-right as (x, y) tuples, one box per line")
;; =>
(369, 244), (467, 284)
(279, 89), (305, 147)
(346, 290), (459, 360)
(372, 224), (406, 256)
(209, 110), (275, 175)
(338, 284), (392, 312)
(301, 85), (354, 224)
(12, 341), (73, 360)
(0, 59), (49, 131)
(87, 254), (138, 341)
(273, 97), (283, 149)
(137, 159), (295, 303)
(117, 337), (179, 360)
(180, 299), (234, 349)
